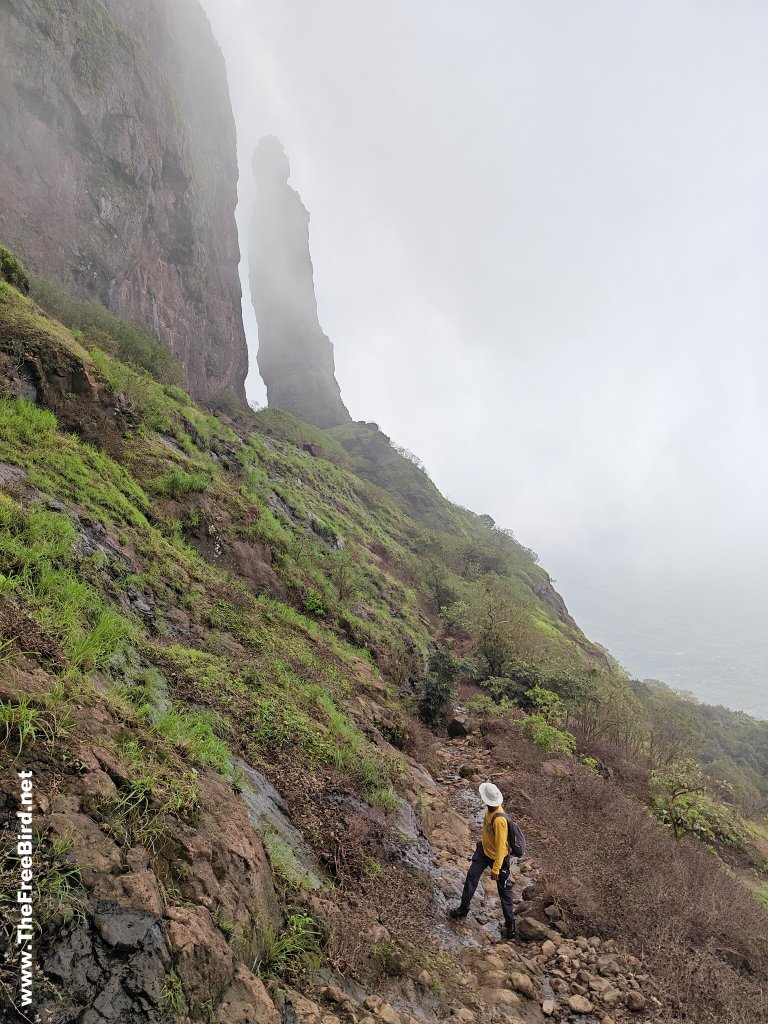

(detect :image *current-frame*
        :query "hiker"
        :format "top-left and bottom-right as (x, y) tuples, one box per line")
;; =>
(449, 781), (519, 939)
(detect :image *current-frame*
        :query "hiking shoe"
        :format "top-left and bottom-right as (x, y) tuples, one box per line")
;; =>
(449, 907), (468, 920)
(502, 923), (516, 940)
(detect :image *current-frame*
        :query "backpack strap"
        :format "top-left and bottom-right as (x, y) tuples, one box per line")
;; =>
(490, 810), (515, 854)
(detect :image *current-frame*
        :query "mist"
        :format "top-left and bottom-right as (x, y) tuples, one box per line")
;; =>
(200, 0), (768, 717)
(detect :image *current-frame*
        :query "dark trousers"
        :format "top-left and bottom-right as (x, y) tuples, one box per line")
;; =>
(459, 842), (515, 925)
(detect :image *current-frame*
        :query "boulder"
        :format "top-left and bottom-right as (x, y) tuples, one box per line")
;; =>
(322, 986), (351, 1005)
(367, 924), (391, 944)
(452, 1010), (475, 1023)
(509, 972), (538, 1000)
(485, 989), (521, 1009)
(568, 994), (594, 1013)
(625, 991), (647, 1012)
(447, 715), (471, 738)
(166, 905), (233, 1014)
(597, 955), (621, 976)
(541, 761), (571, 779)
(375, 1004), (401, 1024)
(217, 966), (280, 1024)
(517, 918), (553, 942)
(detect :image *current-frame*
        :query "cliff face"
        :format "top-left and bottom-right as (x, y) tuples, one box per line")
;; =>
(249, 136), (351, 428)
(0, 0), (247, 401)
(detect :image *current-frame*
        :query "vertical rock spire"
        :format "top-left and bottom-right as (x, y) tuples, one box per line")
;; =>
(249, 136), (351, 428)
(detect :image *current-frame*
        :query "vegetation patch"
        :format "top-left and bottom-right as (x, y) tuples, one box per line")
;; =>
(0, 244), (29, 294)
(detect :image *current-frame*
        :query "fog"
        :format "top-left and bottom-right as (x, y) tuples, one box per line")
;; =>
(200, 0), (768, 718)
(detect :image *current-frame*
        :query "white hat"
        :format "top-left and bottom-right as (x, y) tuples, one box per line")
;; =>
(479, 782), (503, 806)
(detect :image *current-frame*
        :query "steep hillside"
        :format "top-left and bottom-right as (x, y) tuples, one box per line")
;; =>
(1, 258), (767, 1024)
(0, 0), (247, 400)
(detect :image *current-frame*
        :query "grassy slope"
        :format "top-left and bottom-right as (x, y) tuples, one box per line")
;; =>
(0, 277), (597, 809)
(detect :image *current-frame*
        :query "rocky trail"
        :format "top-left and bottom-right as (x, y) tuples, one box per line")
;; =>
(268, 709), (666, 1024)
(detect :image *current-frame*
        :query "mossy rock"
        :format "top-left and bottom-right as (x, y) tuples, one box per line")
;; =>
(0, 245), (30, 295)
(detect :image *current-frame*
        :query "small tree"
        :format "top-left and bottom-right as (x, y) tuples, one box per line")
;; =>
(520, 685), (576, 755)
(418, 674), (453, 728)
(418, 648), (461, 727)
(649, 758), (743, 845)
(525, 686), (567, 726)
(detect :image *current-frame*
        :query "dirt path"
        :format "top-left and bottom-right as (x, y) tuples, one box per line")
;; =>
(389, 715), (657, 1024)
(291, 712), (660, 1024)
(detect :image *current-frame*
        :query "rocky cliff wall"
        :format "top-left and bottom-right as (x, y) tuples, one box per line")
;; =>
(250, 136), (351, 428)
(0, 0), (247, 401)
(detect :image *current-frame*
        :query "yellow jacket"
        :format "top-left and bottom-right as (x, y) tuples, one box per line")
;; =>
(482, 806), (509, 874)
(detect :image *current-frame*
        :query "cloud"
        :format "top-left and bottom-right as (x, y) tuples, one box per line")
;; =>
(200, 0), (768, 714)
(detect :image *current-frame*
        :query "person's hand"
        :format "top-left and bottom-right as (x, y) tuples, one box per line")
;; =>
(491, 870), (498, 880)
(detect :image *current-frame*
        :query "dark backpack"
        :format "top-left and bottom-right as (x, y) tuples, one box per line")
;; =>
(491, 810), (526, 858)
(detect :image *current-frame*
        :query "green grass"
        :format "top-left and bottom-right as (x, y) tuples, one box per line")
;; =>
(152, 705), (234, 779)
(0, 490), (136, 667)
(0, 697), (56, 755)
(161, 971), (185, 1012)
(36, 856), (87, 927)
(261, 827), (322, 891)
(252, 912), (323, 979)
(754, 882), (768, 909)
(106, 736), (200, 849)
(150, 467), (210, 499)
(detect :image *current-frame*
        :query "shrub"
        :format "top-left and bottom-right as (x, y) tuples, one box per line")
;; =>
(417, 646), (462, 727)
(580, 755), (601, 776)
(0, 244), (29, 294)
(427, 647), (462, 684)
(302, 591), (326, 618)
(252, 912), (323, 979)
(485, 676), (531, 705)
(525, 685), (568, 726)
(521, 714), (576, 754)
(30, 276), (184, 385)
(466, 693), (507, 716)
(418, 673), (453, 727)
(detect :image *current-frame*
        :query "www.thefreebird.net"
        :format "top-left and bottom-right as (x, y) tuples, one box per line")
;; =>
(7, 770), (36, 1012)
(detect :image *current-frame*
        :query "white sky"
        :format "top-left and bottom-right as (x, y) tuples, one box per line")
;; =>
(200, 0), (768, 716)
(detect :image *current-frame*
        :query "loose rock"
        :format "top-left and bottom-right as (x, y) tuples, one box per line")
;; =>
(625, 991), (646, 1012)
